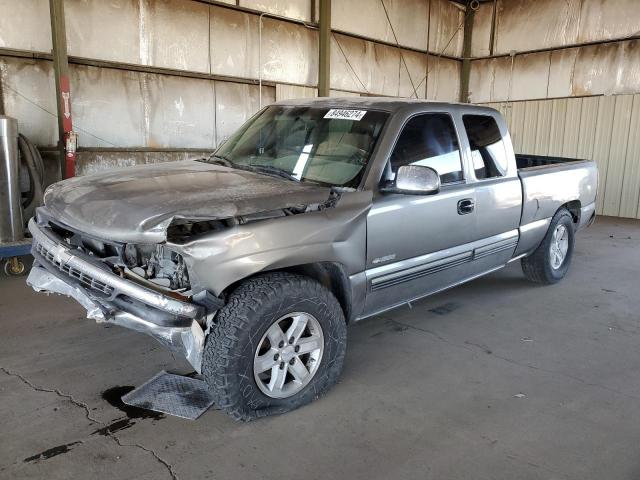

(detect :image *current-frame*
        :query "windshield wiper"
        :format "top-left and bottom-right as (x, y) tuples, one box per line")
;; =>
(247, 165), (300, 182)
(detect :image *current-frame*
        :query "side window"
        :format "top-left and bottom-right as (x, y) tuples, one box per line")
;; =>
(388, 113), (463, 185)
(462, 115), (509, 179)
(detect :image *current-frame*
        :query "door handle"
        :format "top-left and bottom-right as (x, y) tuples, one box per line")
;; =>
(457, 198), (475, 215)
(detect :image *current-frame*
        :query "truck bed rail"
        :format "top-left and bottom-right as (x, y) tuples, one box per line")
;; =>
(515, 154), (588, 170)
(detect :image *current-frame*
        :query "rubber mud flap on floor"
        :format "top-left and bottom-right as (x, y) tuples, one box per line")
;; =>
(121, 371), (215, 420)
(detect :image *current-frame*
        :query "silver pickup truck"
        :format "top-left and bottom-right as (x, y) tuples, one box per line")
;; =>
(27, 98), (597, 420)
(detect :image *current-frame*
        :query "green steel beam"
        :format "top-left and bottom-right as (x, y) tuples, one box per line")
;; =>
(318, 0), (331, 97)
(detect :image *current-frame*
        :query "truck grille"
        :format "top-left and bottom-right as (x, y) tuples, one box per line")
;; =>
(34, 240), (115, 296)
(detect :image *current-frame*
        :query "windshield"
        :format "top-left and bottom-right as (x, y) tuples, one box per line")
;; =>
(208, 106), (389, 187)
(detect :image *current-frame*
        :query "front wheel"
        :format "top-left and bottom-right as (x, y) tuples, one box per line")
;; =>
(521, 208), (575, 284)
(202, 272), (347, 421)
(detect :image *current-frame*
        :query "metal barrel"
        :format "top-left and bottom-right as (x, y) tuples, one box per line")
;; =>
(0, 116), (23, 243)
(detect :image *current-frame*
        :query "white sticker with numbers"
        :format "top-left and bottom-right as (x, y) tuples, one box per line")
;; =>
(324, 109), (367, 121)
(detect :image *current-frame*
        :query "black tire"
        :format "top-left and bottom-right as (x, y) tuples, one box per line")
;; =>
(521, 208), (575, 284)
(202, 272), (347, 421)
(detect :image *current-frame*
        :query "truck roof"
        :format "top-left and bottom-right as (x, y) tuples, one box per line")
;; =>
(273, 96), (499, 115)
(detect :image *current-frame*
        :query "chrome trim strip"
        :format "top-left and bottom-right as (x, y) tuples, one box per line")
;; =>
(371, 252), (472, 291)
(368, 230), (519, 291)
(358, 264), (506, 321)
(28, 218), (201, 319)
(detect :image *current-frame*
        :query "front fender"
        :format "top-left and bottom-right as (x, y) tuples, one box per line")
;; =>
(171, 191), (372, 296)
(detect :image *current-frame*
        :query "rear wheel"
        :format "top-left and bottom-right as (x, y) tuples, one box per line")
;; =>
(521, 208), (575, 284)
(202, 272), (347, 421)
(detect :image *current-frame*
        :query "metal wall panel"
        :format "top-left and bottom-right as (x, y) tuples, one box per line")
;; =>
(548, 99), (567, 157)
(571, 41), (640, 96)
(429, 0), (464, 57)
(533, 100), (553, 156)
(0, 58), (57, 146)
(482, 94), (640, 219)
(275, 84), (317, 101)
(215, 81), (275, 145)
(331, 0), (429, 51)
(470, 2), (493, 58)
(602, 95), (634, 216)
(473, 0), (640, 56)
(209, 6), (318, 85)
(0, 55), (278, 153)
(470, 40), (640, 103)
(209, 7), (260, 80)
(240, 0), (312, 22)
(66, 2), (316, 83)
(510, 52), (551, 101)
(576, 96), (599, 160)
(591, 96), (616, 213)
(0, 0), (52, 53)
(259, 17), (318, 85)
(144, 74), (216, 149)
(330, 33), (402, 97)
(140, 0), (210, 73)
(519, 100), (539, 154)
(426, 56), (460, 101)
(619, 95), (640, 218)
(578, 0), (640, 44)
(468, 56), (511, 103)
(71, 65), (146, 147)
(329, 90), (361, 97)
(400, 50), (428, 99)
(494, 0), (581, 55)
(65, 0), (142, 64)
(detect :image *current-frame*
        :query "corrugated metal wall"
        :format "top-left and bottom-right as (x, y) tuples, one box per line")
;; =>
(484, 95), (640, 219)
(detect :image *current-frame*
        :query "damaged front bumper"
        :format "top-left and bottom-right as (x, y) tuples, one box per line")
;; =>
(26, 218), (207, 372)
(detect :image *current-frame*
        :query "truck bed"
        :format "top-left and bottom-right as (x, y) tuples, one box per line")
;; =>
(516, 153), (598, 231)
(515, 153), (588, 169)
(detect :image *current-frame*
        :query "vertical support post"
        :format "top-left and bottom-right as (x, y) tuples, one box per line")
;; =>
(489, 0), (497, 56)
(459, 2), (475, 103)
(0, 71), (5, 116)
(317, 0), (331, 97)
(49, 0), (76, 178)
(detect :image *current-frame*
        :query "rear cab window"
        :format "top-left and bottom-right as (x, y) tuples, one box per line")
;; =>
(462, 114), (509, 180)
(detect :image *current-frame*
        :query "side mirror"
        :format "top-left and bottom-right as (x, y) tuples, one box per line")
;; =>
(381, 165), (440, 195)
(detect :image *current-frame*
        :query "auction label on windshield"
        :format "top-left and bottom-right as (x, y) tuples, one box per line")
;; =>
(324, 109), (367, 121)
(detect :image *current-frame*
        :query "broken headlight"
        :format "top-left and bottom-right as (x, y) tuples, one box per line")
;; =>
(123, 244), (190, 291)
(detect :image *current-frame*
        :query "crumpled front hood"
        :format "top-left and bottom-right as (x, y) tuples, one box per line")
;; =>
(43, 159), (333, 243)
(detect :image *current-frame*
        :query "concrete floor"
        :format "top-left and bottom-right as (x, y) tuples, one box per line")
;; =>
(1, 216), (639, 480)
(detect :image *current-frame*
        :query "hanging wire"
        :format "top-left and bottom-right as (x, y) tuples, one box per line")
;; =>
(2, 82), (119, 147)
(332, 33), (371, 94)
(412, 17), (466, 94)
(379, 0), (420, 99)
(332, 2), (465, 99)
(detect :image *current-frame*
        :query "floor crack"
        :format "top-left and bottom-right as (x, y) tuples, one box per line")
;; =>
(1, 366), (178, 479)
(1, 366), (101, 424)
(108, 435), (179, 480)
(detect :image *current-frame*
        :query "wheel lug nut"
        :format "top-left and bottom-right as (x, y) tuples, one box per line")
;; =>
(289, 336), (294, 344)
(278, 341), (285, 348)
(294, 345), (300, 353)
(289, 358), (295, 365)
(279, 362), (285, 369)
(273, 353), (279, 360)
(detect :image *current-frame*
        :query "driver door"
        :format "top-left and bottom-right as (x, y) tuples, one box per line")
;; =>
(363, 113), (477, 316)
